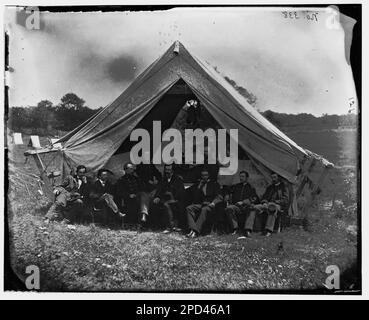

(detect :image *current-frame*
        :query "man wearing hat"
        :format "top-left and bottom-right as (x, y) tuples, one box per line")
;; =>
(257, 173), (290, 236)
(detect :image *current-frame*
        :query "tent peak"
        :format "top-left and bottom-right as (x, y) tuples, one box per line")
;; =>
(173, 40), (180, 54)
(171, 40), (184, 45)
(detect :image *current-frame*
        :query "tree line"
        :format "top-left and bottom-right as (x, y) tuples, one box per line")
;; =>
(8, 92), (357, 137)
(262, 110), (357, 130)
(8, 93), (101, 135)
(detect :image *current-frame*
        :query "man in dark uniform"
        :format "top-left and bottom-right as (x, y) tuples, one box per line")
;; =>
(186, 167), (223, 238)
(152, 163), (185, 233)
(255, 173), (290, 236)
(224, 170), (259, 237)
(89, 168), (125, 223)
(46, 165), (91, 223)
(135, 163), (162, 194)
(115, 162), (149, 224)
(135, 163), (162, 223)
(174, 147), (220, 183)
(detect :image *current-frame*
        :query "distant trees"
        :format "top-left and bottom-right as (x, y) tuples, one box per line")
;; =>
(34, 100), (57, 130)
(59, 93), (85, 110)
(55, 93), (97, 131)
(263, 110), (282, 128)
(9, 107), (35, 130)
(223, 76), (257, 107)
(8, 91), (358, 136)
(261, 110), (357, 130)
(212, 65), (258, 108)
(8, 93), (100, 134)
(339, 113), (358, 127)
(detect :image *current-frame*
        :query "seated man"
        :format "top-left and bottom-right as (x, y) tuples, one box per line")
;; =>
(135, 163), (162, 223)
(46, 165), (91, 223)
(175, 149), (220, 183)
(224, 170), (259, 237)
(254, 173), (290, 236)
(89, 168), (125, 223)
(186, 167), (223, 238)
(115, 162), (149, 224)
(152, 163), (185, 233)
(135, 163), (162, 196)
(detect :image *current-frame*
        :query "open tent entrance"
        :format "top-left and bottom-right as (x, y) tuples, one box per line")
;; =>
(114, 79), (199, 155)
(105, 78), (269, 191)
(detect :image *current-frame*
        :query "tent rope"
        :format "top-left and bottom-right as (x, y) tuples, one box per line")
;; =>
(39, 151), (60, 176)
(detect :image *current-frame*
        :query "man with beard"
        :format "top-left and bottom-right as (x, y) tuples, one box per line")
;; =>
(254, 173), (290, 236)
(115, 162), (149, 225)
(152, 163), (185, 233)
(185, 167), (223, 238)
(224, 170), (259, 238)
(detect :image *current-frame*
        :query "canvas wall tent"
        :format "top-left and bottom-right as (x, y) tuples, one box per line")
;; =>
(25, 41), (333, 212)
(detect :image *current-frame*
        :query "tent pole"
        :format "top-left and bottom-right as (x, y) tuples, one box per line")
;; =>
(31, 153), (54, 200)
(59, 150), (65, 178)
(296, 158), (317, 198)
(296, 175), (308, 199)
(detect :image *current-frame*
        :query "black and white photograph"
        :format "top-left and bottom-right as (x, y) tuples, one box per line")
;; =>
(3, 3), (361, 295)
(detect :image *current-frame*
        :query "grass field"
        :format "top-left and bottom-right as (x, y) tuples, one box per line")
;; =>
(7, 130), (359, 291)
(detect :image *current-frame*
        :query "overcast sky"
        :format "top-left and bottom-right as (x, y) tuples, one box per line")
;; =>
(6, 7), (357, 115)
